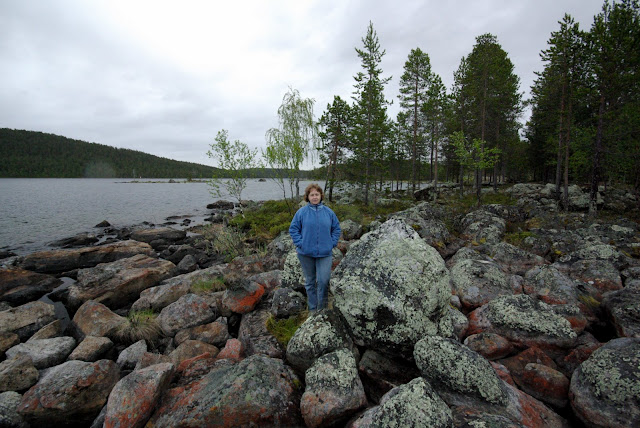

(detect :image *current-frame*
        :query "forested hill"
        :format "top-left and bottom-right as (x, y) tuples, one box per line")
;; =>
(0, 128), (221, 178)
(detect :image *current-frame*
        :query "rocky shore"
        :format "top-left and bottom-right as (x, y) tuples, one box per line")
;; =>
(1, 183), (639, 427)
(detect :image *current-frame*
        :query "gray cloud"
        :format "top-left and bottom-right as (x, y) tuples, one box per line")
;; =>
(0, 0), (604, 167)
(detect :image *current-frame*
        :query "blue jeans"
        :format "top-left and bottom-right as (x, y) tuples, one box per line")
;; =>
(297, 254), (332, 310)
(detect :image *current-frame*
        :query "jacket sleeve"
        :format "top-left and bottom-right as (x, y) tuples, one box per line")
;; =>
(289, 210), (303, 249)
(330, 211), (341, 247)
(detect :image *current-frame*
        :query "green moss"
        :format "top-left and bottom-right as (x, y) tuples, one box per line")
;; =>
(191, 276), (226, 294)
(266, 312), (308, 347)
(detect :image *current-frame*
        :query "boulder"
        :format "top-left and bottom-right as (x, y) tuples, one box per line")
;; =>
(270, 287), (306, 318)
(146, 354), (303, 427)
(17, 359), (120, 426)
(450, 257), (513, 310)
(301, 349), (367, 427)
(20, 240), (153, 274)
(238, 309), (284, 358)
(104, 362), (175, 428)
(68, 336), (114, 362)
(523, 265), (586, 306)
(176, 254), (198, 273)
(459, 209), (506, 244)
(0, 301), (56, 341)
(175, 352), (225, 386)
(340, 219), (364, 241)
(349, 377), (452, 428)
(281, 250), (305, 291)
(601, 284), (640, 338)
(0, 268), (62, 306)
(467, 294), (578, 350)
(71, 300), (126, 340)
(483, 242), (547, 275)
(286, 309), (355, 374)
(216, 338), (245, 362)
(561, 259), (623, 297)
(388, 201), (451, 248)
(49, 232), (99, 248)
(117, 340), (148, 370)
(570, 337), (640, 427)
(174, 319), (230, 348)
(157, 293), (217, 337)
(221, 278), (265, 315)
(332, 219), (452, 356)
(6, 337), (76, 369)
(0, 354), (39, 392)
(266, 231), (295, 265)
(0, 391), (27, 428)
(357, 349), (420, 404)
(520, 363), (570, 409)
(130, 227), (186, 245)
(464, 332), (514, 360)
(68, 254), (176, 310)
(169, 340), (219, 366)
(498, 346), (558, 390)
(27, 319), (65, 342)
(0, 332), (20, 359)
(414, 335), (508, 405)
(450, 306), (469, 340)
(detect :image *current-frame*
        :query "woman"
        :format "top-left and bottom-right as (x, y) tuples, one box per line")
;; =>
(289, 183), (341, 311)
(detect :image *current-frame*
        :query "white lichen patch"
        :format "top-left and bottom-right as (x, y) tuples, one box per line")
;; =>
(579, 341), (640, 405)
(487, 295), (577, 340)
(305, 348), (359, 391)
(414, 336), (507, 405)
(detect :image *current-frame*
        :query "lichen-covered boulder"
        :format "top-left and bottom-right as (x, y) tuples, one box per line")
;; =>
(349, 377), (452, 428)
(146, 354), (303, 427)
(450, 258), (513, 310)
(523, 265), (586, 305)
(157, 293), (216, 337)
(281, 250), (305, 291)
(104, 362), (175, 428)
(221, 278), (265, 315)
(570, 337), (640, 428)
(331, 219), (452, 356)
(0, 354), (39, 392)
(357, 349), (420, 404)
(6, 337), (76, 369)
(0, 391), (27, 428)
(561, 243), (630, 270)
(601, 284), (640, 338)
(71, 300), (126, 341)
(0, 301), (56, 341)
(340, 219), (364, 241)
(270, 287), (306, 318)
(266, 231), (295, 265)
(17, 360), (120, 426)
(169, 340), (219, 367)
(414, 335), (508, 405)
(286, 309), (355, 373)
(68, 254), (176, 310)
(174, 319), (230, 348)
(468, 294), (578, 350)
(483, 242), (547, 275)
(459, 209), (506, 244)
(520, 363), (570, 409)
(300, 349), (367, 427)
(388, 201), (451, 247)
(561, 259), (623, 297)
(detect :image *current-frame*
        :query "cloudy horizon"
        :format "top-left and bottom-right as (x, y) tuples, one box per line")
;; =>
(0, 0), (605, 168)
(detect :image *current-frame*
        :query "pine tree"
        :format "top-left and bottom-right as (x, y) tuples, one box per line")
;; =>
(318, 96), (352, 202)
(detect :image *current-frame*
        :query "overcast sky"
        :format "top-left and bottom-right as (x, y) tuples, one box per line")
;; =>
(1, 0), (605, 168)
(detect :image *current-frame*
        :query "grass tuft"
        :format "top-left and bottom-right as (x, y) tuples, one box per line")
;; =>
(115, 309), (162, 345)
(266, 312), (308, 347)
(191, 276), (227, 294)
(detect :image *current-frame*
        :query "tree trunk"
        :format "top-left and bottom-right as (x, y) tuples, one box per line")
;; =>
(590, 94), (605, 216)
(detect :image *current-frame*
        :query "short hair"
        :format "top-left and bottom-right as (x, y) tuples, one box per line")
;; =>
(304, 183), (324, 202)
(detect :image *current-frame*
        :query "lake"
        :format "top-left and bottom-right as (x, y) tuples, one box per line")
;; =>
(0, 178), (324, 256)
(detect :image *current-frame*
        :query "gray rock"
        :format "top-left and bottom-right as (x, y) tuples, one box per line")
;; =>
(266, 231), (295, 266)
(389, 201), (451, 247)
(270, 287), (306, 318)
(414, 335), (508, 405)
(357, 349), (420, 404)
(483, 242), (547, 275)
(49, 232), (99, 248)
(71, 300), (126, 341)
(301, 349), (367, 428)
(238, 309), (284, 359)
(602, 286), (640, 338)
(523, 265), (585, 305)
(104, 362), (175, 428)
(0, 391), (28, 428)
(169, 340), (219, 366)
(349, 377), (452, 428)
(0, 354), (39, 392)
(459, 209), (506, 244)
(450, 306), (469, 340)
(130, 227), (186, 245)
(0, 301), (56, 341)
(146, 354), (303, 427)
(20, 240), (154, 274)
(68, 254), (177, 310)
(340, 219), (364, 241)
(0, 268), (62, 306)
(450, 257), (512, 310)
(157, 293), (216, 337)
(286, 309), (355, 373)
(6, 337), (76, 369)
(281, 250), (305, 291)
(332, 219), (452, 356)
(570, 337), (640, 428)
(117, 339), (148, 370)
(17, 359), (120, 426)
(174, 319), (230, 348)
(26, 319), (65, 342)
(68, 336), (114, 362)
(177, 254), (198, 273)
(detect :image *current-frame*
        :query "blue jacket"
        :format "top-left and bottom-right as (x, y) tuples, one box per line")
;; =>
(289, 202), (341, 258)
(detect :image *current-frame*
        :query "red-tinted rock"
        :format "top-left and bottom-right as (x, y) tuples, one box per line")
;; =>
(71, 300), (126, 340)
(499, 347), (557, 390)
(490, 361), (516, 387)
(216, 338), (245, 362)
(520, 363), (570, 408)
(464, 332), (514, 360)
(222, 280), (265, 315)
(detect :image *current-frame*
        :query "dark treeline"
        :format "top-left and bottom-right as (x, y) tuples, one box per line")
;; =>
(0, 128), (222, 179)
(317, 0), (639, 213)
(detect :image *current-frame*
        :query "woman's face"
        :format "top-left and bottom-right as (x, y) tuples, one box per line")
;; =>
(308, 189), (322, 204)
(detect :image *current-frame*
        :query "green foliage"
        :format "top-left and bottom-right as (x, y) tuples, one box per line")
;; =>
(504, 231), (534, 247)
(0, 128), (220, 178)
(329, 199), (413, 227)
(207, 129), (260, 204)
(191, 277), (227, 294)
(115, 309), (162, 345)
(266, 312), (308, 347)
(230, 199), (294, 241)
(318, 96), (352, 202)
(197, 223), (251, 262)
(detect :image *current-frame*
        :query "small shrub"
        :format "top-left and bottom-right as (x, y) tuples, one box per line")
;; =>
(265, 312), (308, 347)
(115, 309), (162, 345)
(191, 276), (226, 294)
(504, 231), (534, 247)
(231, 199), (293, 241)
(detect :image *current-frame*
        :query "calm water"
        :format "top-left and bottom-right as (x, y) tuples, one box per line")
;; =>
(0, 178), (323, 256)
